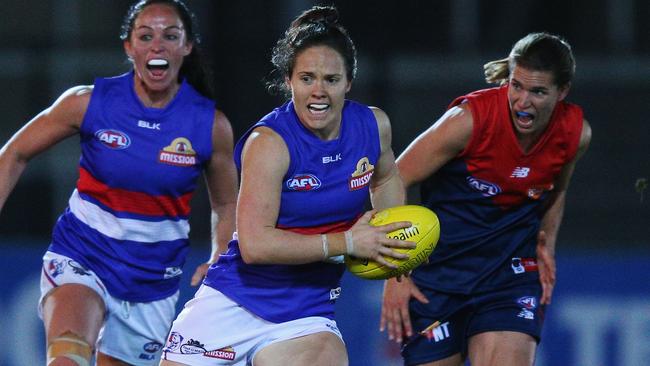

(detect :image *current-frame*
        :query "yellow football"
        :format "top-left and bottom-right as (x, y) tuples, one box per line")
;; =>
(345, 205), (440, 280)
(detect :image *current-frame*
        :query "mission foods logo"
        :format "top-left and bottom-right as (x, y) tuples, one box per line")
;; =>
(95, 129), (131, 149)
(349, 157), (374, 191)
(203, 346), (236, 360)
(158, 137), (197, 167)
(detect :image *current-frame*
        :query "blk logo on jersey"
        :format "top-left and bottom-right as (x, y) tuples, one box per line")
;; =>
(323, 153), (342, 164)
(95, 129), (131, 149)
(510, 167), (530, 178)
(158, 137), (197, 167)
(349, 157), (374, 190)
(466, 176), (501, 197)
(138, 120), (161, 130)
(286, 174), (322, 191)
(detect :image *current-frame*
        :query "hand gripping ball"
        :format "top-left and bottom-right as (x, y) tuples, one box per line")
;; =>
(345, 205), (440, 280)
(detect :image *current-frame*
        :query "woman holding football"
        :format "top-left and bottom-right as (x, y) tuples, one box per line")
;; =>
(161, 5), (413, 366)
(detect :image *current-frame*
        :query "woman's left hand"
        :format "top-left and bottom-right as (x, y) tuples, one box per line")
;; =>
(537, 230), (556, 305)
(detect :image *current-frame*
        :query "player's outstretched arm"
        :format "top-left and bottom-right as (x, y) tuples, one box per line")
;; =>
(0, 86), (89, 213)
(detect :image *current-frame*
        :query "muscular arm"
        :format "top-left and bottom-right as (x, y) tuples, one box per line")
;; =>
(236, 127), (342, 264)
(190, 110), (239, 285)
(541, 118), (592, 251)
(368, 107), (404, 210)
(537, 118), (592, 304)
(0, 86), (90, 212)
(396, 104), (474, 189)
(204, 110), (238, 260)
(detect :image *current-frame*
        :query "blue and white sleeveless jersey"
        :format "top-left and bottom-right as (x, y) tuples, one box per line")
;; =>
(204, 100), (381, 323)
(48, 71), (215, 302)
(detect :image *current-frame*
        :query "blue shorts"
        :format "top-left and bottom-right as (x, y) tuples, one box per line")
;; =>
(401, 283), (544, 365)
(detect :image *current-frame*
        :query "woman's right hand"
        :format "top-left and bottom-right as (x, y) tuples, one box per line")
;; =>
(346, 210), (415, 268)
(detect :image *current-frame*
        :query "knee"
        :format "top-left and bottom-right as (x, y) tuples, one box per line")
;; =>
(47, 331), (93, 366)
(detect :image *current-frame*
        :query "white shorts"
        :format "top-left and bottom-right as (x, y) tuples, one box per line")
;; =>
(40, 251), (178, 365)
(162, 285), (343, 366)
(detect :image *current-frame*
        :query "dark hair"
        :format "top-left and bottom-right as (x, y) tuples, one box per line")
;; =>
(484, 32), (575, 87)
(267, 6), (357, 97)
(120, 0), (214, 99)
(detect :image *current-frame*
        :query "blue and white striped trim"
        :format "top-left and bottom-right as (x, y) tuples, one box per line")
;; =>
(68, 189), (190, 243)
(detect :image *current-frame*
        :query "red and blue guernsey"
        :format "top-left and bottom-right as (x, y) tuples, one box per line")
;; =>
(413, 85), (583, 294)
(204, 100), (380, 323)
(48, 71), (215, 302)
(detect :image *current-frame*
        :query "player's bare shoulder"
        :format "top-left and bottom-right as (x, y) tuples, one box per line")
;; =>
(52, 84), (93, 108)
(47, 85), (94, 129)
(368, 106), (393, 147)
(369, 106), (390, 131)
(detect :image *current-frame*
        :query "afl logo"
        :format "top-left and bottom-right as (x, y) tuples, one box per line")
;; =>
(95, 129), (130, 149)
(286, 174), (321, 191)
(466, 176), (501, 197)
(143, 341), (162, 353)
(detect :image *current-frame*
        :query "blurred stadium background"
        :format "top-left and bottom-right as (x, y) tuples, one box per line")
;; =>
(0, 1), (648, 365)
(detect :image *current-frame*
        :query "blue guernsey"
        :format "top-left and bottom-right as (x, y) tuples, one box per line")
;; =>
(204, 100), (380, 323)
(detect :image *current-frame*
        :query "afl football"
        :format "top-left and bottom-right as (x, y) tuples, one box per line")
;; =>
(346, 205), (440, 280)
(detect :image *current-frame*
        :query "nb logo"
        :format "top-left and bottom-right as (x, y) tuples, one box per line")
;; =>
(510, 167), (530, 178)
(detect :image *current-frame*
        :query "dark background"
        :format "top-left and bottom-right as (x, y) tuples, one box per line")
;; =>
(1, 0), (648, 251)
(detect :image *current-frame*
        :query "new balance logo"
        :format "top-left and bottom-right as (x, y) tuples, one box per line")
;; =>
(510, 167), (530, 178)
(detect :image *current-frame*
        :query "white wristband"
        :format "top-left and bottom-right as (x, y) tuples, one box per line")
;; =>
(344, 230), (354, 255)
(321, 234), (329, 259)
